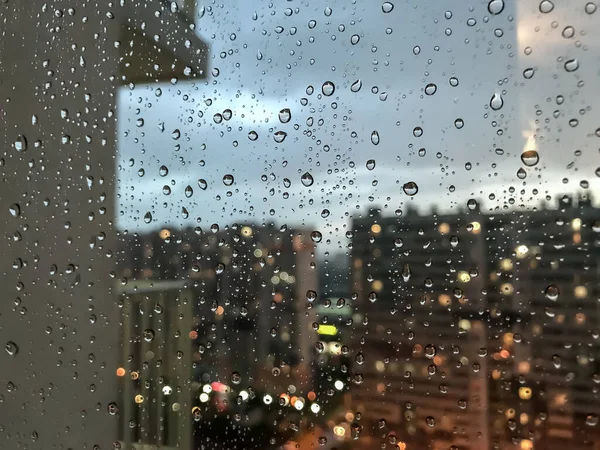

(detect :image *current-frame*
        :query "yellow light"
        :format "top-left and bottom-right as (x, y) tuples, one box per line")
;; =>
(503, 333), (514, 345)
(519, 387), (532, 400)
(574, 286), (587, 298)
(215, 306), (224, 316)
(515, 245), (529, 258)
(375, 360), (385, 372)
(397, 442), (407, 450)
(500, 283), (514, 295)
(492, 369), (501, 380)
(371, 224), (382, 234)
(130, 371), (139, 380)
(518, 362), (530, 374)
(457, 271), (471, 283)
(333, 426), (345, 437)
(572, 218), (582, 231)
(280, 393), (290, 406)
(438, 294), (451, 306)
(135, 394), (144, 404)
(271, 276), (280, 285)
(505, 408), (515, 419)
(199, 393), (209, 403)
(159, 229), (171, 239)
(317, 324), (338, 336)
(241, 226), (253, 237)
(500, 258), (513, 271)
(438, 223), (450, 234)
(520, 439), (533, 450)
(470, 222), (481, 234)
(458, 319), (471, 331)
(371, 280), (383, 292)
(253, 249), (263, 257)
(310, 403), (320, 414)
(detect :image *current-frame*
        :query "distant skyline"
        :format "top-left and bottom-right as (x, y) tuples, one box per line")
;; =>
(116, 0), (600, 250)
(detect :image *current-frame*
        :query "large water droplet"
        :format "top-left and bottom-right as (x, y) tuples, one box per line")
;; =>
(490, 93), (504, 110)
(311, 231), (322, 243)
(424, 83), (437, 95)
(562, 26), (575, 38)
(350, 34), (360, 45)
(4, 341), (18, 356)
(382, 2), (394, 13)
(371, 130), (380, 145)
(545, 284), (560, 301)
(517, 168), (527, 179)
(198, 179), (208, 190)
(301, 172), (314, 187)
(306, 290), (317, 302)
(539, 0), (554, 13)
(523, 68), (535, 79)
(585, 2), (597, 14)
(223, 174), (235, 186)
(488, 0), (505, 14)
(14, 135), (27, 152)
(248, 130), (258, 141)
(351, 79), (362, 92)
(366, 159), (376, 170)
(274, 131), (287, 143)
(521, 150), (540, 167)
(278, 108), (291, 123)
(9, 203), (21, 217)
(564, 59), (579, 72)
(143, 212), (152, 224)
(403, 181), (419, 196)
(322, 81), (335, 96)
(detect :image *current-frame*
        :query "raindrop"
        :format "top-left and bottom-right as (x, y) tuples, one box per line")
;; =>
(350, 34), (360, 45)
(403, 181), (419, 196)
(366, 159), (376, 170)
(564, 59), (579, 72)
(545, 284), (560, 301)
(143, 329), (155, 342)
(425, 344), (437, 359)
(382, 2), (394, 13)
(9, 203), (21, 217)
(107, 402), (119, 416)
(4, 341), (18, 356)
(586, 2), (597, 14)
(198, 179), (208, 190)
(274, 131), (287, 143)
(159, 165), (169, 177)
(278, 108), (291, 124)
(143, 212), (152, 224)
(351, 79), (362, 92)
(322, 81), (335, 96)
(171, 129), (181, 140)
(539, 0), (554, 13)
(306, 290), (317, 302)
(521, 150), (540, 167)
(449, 77), (459, 87)
(562, 26), (575, 38)
(371, 130), (380, 145)
(490, 93), (504, 110)
(231, 372), (242, 385)
(368, 292), (378, 303)
(310, 231), (323, 243)
(301, 172), (314, 187)
(523, 68), (535, 79)
(424, 83), (437, 95)
(223, 174), (235, 186)
(185, 185), (193, 198)
(413, 127), (423, 137)
(517, 168), (527, 179)
(14, 135), (27, 152)
(248, 130), (258, 141)
(488, 0), (505, 15)
(586, 414), (599, 426)
(454, 118), (464, 129)
(413, 45), (421, 55)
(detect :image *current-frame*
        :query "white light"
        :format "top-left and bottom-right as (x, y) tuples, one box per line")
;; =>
(334, 380), (344, 390)
(310, 403), (320, 414)
(516, 245), (529, 258)
(239, 390), (249, 401)
(263, 394), (273, 405)
(199, 393), (209, 403)
(162, 385), (173, 396)
(294, 399), (304, 410)
(202, 384), (212, 394)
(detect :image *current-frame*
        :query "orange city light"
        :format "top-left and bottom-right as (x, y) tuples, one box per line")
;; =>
(116, 367), (126, 377)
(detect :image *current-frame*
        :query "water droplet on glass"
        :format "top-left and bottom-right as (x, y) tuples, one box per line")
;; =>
(351, 79), (362, 92)
(9, 203), (21, 217)
(171, 129), (181, 140)
(403, 181), (419, 196)
(368, 292), (378, 303)
(4, 341), (18, 356)
(371, 130), (380, 145)
(143, 212), (152, 224)
(521, 150), (540, 167)
(278, 108), (291, 124)
(454, 118), (464, 129)
(586, 414), (599, 426)
(382, 2), (394, 13)
(366, 159), (376, 170)
(586, 2), (597, 14)
(539, 0), (554, 13)
(223, 174), (235, 186)
(562, 26), (575, 38)
(564, 59), (579, 72)
(248, 130), (258, 141)
(198, 179), (208, 190)
(159, 165), (169, 177)
(424, 83), (437, 95)
(523, 68), (535, 79)
(14, 135), (27, 152)
(185, 185), (193, 198)
(413, 45), (421, 55)
(490, 93), (504, 110)
(301, 172), (314, 187)
(467, 199), (478, 210)
(231, 372), (242, 385)
(449, 76), (459, 87)
(107, 402), (119, 416)
(413, 127), (423, 137)
(274, 131), (287, 143)
(306, 290), (317, 302)
(351, 34), (360, 45)
(545, 284), (560, 301)
(517, 168), (527, 179)
(310, 231), (322, 243)
(488, 0), (505, 14)
(322, 81), (335, 96)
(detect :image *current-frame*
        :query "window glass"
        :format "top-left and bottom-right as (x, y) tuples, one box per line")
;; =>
(2, 1), (600, 450)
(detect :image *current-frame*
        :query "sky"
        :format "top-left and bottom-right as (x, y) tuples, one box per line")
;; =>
(115, 0), (600, 248)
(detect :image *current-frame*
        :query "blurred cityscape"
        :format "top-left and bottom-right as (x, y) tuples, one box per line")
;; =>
(115, 192), (600, 450)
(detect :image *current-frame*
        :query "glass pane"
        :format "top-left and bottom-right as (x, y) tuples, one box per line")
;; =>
(2, 1), (600, 450)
